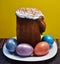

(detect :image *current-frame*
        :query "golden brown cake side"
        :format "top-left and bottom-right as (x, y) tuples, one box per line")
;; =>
(17, 16), (41, 47)
(37, 16), (46, 34)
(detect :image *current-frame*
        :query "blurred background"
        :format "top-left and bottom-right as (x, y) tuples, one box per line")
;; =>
(0, 0), (59, 39)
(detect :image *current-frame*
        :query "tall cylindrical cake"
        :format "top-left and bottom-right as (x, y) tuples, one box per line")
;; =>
(16, 8), (46, 47)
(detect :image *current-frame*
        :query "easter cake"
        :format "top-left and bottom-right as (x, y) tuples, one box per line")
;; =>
(16, 8), (46, 47)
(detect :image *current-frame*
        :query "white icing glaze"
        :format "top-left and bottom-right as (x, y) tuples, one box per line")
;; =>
(16, 8), (44, 20)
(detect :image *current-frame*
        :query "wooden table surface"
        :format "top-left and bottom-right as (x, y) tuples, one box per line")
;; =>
(0, 39), (60, 64)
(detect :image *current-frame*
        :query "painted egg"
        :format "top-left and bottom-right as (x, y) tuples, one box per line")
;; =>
(34, 42), (50, 56)
(16, 44), (33, 56)
(42, 35), (54, 48)
(6, 38), (17, 52)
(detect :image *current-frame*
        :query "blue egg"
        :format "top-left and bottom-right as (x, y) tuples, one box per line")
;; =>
(42, 35), (54, 48)
(6, 38), (17, 52)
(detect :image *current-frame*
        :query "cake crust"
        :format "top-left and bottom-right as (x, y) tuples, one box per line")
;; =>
(16, 8), (46, 47)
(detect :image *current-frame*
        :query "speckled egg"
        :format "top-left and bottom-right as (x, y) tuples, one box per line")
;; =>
(6, 38), (17, 52)
(34, 42), (50, 56)
(16, 44), (33, 56)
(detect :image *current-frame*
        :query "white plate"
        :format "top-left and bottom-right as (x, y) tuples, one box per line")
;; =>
(3, 40), (58, 62)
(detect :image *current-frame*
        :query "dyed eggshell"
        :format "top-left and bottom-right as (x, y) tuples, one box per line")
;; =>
(16, 44), (33, 56)
(6, 38), (17, 52)
(34, 42), (50, 56)
(42, 35), (54, 48)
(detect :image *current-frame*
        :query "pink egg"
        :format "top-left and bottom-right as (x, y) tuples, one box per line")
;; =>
(34, 42), (50, 56)
(16, 44), (33, 56)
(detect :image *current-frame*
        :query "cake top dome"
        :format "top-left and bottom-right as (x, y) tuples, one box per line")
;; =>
(16, 8), (44, 20)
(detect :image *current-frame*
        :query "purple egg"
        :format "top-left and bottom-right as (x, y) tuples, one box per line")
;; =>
(16, 44), (33, 56)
